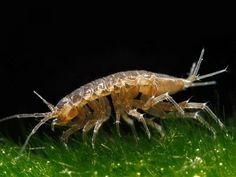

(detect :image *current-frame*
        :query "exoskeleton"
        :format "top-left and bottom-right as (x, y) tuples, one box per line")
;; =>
(0, 49), (227, 152)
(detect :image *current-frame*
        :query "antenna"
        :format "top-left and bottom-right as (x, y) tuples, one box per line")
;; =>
(33, 91), (55, 112)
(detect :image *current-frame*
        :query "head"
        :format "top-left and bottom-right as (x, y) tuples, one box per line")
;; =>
(52, 97), (79, 126)
(0, 91), (77, 153)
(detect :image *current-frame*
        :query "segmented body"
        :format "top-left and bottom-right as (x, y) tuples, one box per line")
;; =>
(0, 49), (227, 152)
(57, 70), (179, 108)
(55, 70), (183, 142)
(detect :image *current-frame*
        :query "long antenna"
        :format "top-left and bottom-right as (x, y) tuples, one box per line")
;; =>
(0, 113), (49, 123)
(0, 91), (57, 154)
(19, 116), (52, 153)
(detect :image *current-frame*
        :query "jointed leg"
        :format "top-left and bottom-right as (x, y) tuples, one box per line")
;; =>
(90, 97), (111, 147)
(61, 123), (84, 143)
(183, 102), (225, 128)
(144, 100), (216, 136)
(122, 98), (170, 137)
(92, 119), (107, 148)
(111, 86), (139, 137)
(142, 93), (184, 115)
(145, 118), (165, 137)
(129, 96), (221, 137)
(82, 99), (105, 143)
(156, 101), (217, 137)
(180, 112), (216, 137)
(111, 93), (122, 136)
(121, 112), (138, 140)
(61, 106), (92, 143)
(127, 109), (151, 139)
(82, 119), (98, 142)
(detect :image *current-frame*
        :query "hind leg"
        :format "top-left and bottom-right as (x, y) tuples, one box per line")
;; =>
(164, 111), (217, 137)
(181, 102), (225, 129)
(150, 100), (217, 136)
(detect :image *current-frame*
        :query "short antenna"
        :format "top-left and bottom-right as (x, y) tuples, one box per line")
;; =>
(33, 91), (55, 112)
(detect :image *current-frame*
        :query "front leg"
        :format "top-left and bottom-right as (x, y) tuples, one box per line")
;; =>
(61, 123), (83, 143)
(61, 106), (91, 143)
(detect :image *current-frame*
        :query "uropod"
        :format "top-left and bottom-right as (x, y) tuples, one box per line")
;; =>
(0, 48), (227, 152)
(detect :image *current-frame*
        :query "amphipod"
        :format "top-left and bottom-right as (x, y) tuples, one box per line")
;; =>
(0, 49), (227, 152)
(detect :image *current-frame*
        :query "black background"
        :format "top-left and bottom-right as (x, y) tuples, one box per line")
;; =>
(0, 8), (236, 139)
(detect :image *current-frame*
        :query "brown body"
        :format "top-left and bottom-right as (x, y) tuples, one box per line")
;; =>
(0, 49), (227, 151)
(56, 71), (184, 124)
(53, 71), (187, 144)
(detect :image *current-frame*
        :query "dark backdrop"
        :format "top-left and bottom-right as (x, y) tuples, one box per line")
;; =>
(0, 8), (235, 139)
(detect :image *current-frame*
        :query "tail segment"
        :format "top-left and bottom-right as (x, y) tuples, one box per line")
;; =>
(184, 48), (227, 88)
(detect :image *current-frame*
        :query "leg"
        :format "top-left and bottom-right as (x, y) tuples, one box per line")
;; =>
(111, 93), (122, 136)
(145, 118), (165, 137)
(121, 113), (139, 140)
(150, 100), (217, 136)
(61, 105), (92, 143)
(82, 100), (104, 142)
(127, 95), (177, 138)
(133, 98), (218, 137)
(183, 112), (216, 137)
(92, 119), (105, 148)
(91, 97), (111, 148)
(142, 93), (184, 115)
(124, 97), (171, 137)
(127, 109), (151, 139)
(61, 123), (83, 143)
(111, 86), (139, 136)
(161, 104), (217, 137)
(82, 119), (98, 142)
(182, 102), (225, 129)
